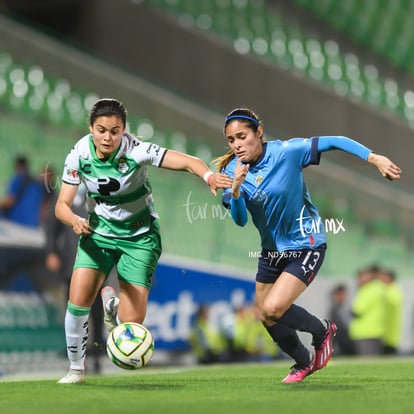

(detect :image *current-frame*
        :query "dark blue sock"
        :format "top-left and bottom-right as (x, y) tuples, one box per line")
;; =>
(278, 304), (326, 346)
(265, 323), (311, 366)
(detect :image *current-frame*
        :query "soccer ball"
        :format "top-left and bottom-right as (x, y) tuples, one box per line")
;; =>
(106, 322), (154, 370)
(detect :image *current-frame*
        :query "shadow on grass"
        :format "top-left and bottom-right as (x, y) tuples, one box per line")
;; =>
(277, 383), (361, 391)
(83, 380), (185, 391)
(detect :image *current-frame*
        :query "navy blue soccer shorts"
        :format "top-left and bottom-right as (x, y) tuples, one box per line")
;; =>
(255, 243), (327, 286)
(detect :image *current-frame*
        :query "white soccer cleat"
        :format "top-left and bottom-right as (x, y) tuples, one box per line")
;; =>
(58, 369), (84, 384)
(101, 285), (119, 332)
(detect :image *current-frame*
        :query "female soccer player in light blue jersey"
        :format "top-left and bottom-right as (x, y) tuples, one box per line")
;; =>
(56, 98), (232, 383)
(216, 108), (401, 383)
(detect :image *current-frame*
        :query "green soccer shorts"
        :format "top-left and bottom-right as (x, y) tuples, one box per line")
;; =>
(74, 220), (162, 289)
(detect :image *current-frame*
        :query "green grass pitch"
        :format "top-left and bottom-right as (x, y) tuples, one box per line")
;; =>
(1, 357), (413, 414)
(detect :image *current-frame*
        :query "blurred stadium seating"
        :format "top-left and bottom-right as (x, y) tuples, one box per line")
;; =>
(142, 0), (414, 126)
(292, 0), (414, 75)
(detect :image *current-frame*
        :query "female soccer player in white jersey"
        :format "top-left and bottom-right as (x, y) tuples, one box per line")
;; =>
(56, 98), (232, 383)
(216, 108), (401, 383)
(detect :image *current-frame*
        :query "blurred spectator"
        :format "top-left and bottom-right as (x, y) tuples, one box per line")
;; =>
(218, 304), (280, 362)
(328, 284), (355, 356)
(377, 268), (403, 355)
(0, 155), (45, 227)
(221, 305), (251, 362)
(243, 305), (280, 362)
(190, 303), (281, 364)
(0, 157), (49, 292)
(42, 165), (104, 373)
(349, 265), (386, 356)
(190, 305), (225, 364)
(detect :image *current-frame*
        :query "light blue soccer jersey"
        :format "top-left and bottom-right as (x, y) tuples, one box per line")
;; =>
(222, 136), (371, 251)
(223, 136), (372, 252)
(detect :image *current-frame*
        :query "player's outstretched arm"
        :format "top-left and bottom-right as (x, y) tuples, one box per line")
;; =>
(317, 136), (401, 181)
(367, 153), (402, 181)
(160, 149), (232, 195)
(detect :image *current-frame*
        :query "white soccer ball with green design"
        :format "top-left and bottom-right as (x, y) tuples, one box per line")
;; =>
(106, 322), (154, 369)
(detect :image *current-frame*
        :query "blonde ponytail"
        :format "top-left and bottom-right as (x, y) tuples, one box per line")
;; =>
(213, 150), (236, 172)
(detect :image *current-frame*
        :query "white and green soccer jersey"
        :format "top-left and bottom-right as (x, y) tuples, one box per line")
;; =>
(62, 133), (167, 238)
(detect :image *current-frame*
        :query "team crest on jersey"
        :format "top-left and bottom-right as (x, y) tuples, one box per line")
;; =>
(255, 175), (263, 185)
(251, 189), (267, 205)
(117, 157), (129, 173)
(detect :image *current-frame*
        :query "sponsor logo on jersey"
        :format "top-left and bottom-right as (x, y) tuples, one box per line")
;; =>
(66, 168), (78, 178)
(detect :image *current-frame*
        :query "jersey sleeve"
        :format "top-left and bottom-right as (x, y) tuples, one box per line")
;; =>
(317, 136), (372, 161)
(61, 146), (81, 186)
(222, 188), (248, 226)
(230, 195), (248, 226)
(131, 141), (168, 167)
(222, 189), (231, 209)
(284, 137), (321, 167)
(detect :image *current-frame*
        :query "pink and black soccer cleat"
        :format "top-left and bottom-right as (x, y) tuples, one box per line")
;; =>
(314, 320), (337, 371)
(282, 354), (316, 383)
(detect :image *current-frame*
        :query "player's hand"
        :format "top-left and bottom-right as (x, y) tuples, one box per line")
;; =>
(232, 159), (249, 198)
(368, 153), (401, 181)
(209, 173), (233, 196)
(72, 215), (91, 235)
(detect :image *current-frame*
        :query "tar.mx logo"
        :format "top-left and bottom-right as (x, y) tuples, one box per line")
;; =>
(296, 205), (346, 237)
(182, 191), (231, 224)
